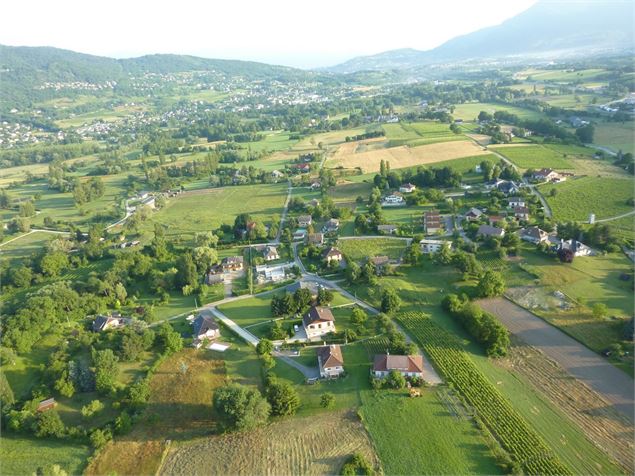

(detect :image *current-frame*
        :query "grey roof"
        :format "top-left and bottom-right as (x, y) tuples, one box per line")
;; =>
(303, 306), (335, 327)
(193, 315), (219, 338)
(477, 224), (505, 237)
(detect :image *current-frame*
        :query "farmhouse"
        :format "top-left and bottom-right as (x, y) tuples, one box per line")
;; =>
(92, 313), (126, 332)
(303, 306), (336, 339)
(323, 246), (343, 264)
(37, 398), (57, 413)
(263, 245), (280, 261)
(383, 192), (405, 205)
(306, 232), (324, 245)
(316, 344), (345, 378)
(271, 169), (285, 179)
(423, 210), (443, 234)
(298, 215), (313, 227)
(399, 183), (416, 193)
(420, 239), (450, 254)
(377, 224), (398, 234)
(324, 218), (340, 233)
(477, 224), (505, 239)
(370, 255), (390, 274)
(513, 206), (530, 221)
(373, 354), (424, 378)
(507, 197), (526, 208)
(222, 256), (244, 272)
(192, 314), (220, 341)
(205, 265), (224, 284)
(519, 226), (549, 244)
(294, 163), (311, 173)
(464, 208), (484, 221)
(532, 168), (561, 182)
(557, 239), (593, 257)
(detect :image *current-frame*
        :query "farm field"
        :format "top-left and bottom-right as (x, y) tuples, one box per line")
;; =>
(0, 230), (60, 264)
(1, 435), (91, 476)
(452, 102), (544, 121)
(594, 122), (635, 155)
(159, 410), (380, 476)
(490, 144), (574, 169)
(86, 349), (226, 476)
(326, 139), (488, 173)
(517, 68), (607, 82)
(336, 237), (408, 262)
(383, 121), (464, 147)
(359, 390), (502, 475)
(540, 176), (635, 221)
(145, 182), (288, 241)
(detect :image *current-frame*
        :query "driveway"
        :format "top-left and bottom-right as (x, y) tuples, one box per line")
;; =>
(206, 307), (260, 347)
(479, 297), (634, 421)
(273, 351), (320, 379)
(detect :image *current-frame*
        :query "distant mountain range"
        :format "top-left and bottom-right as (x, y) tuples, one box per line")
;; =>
(327, 0), (635, 73)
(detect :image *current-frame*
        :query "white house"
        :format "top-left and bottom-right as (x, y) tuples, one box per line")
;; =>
(192, 315), (220, 341)
(383, 193), (405, 205)
(263, 245), (280, 261)
(558, 239), (593, 257)
(399, 183), (416, 193)
(303, 306), (336, 339)
(519, 227), (548, 244)
(373, 354), (424, 378)
(298, 215), (313, 227)
(317, 345), (344, 378)
(507, 197), (526, 208)
(419, 239), (450, 254)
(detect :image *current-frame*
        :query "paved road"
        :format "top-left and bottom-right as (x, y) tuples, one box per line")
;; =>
(206, 307), (260, 347)
(595, 209), (635, 223)
(479, 297), (634, 421)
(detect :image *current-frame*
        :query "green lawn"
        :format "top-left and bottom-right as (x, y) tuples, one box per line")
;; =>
(491, 145), (575, 170)
(383, 121), (465, 147)
(218, 294), (277, 328)
(336, 238), (408, 263)
(452, 102), (544, 121)
(594, 122), (635, 155)
(540, 176), (634, 221)
(359, 389), (503, 475)
(0, 231), (57, 265)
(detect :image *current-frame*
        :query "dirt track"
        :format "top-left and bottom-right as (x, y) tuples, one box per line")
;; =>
(479, 297), (634, 422)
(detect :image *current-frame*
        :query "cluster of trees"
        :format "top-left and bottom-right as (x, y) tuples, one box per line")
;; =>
(0, 142), (101, 168)
(442, 294), (510, 357)
(270, 287), (334, 317)
(345, 130), (385, 142)
(73, 177), (105, 205)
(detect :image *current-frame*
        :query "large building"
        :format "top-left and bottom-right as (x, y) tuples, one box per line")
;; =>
(303, 306), (336, 339)
(419, 239), (450, 254)
(423, 210), (443, 234)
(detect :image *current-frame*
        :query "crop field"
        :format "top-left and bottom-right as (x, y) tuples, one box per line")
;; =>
(383, 121), (464, 147)
(86, 349), (226, 476)
(452, 102), (544, 121)
(540, 176), (634, 221)
(146, 183), (287, 241)
(397, 312), (573, 475)
(336, 237), (408, 262)
(359, 390), (502, 475)
(0, 230), (60, 264)
(326, 140), (489, 173)
(159, 410), (380, 476)
(519, 68), (607, 82)
(491, 145), (574, 169)
(1, 435), (91, 476)
(594, 122), (635, 155)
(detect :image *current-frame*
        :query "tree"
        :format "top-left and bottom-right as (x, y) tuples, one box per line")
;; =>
(92, 348), (119, 394)
(128, 378), (150, 405)
(317, 288), (334, 305)
(9, 266), (33, 288)
(293, 288), (312, 311)
(557, 247), (575, 263)
(176, 253), (198, 288)
(192, 246), (218, 271)
(476, 270), (505, 298)
(320, 392), (335, 409)
(341, 453), (373, 476)
(266, 380), (300, 416)
(213, 384), (270, 431)
(575, 124), (595, 143)
(18, 200), (35, 217)
(89, 428), (112, 449)
(385, 370), (406, 389)
(39, 252), (69, 277)
(157, 323), (183, 355)
(380, 288), (401, 314)
(256, 338), (273, 355)
(351, 307), (368, 326)
(269, 320), (288, 340)
(81, 400), (104, 418)
(35, 410), (65, 438)
(592, 303), (608, 319)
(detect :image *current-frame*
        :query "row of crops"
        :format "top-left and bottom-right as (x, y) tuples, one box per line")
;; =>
(397, 311), (571, 476)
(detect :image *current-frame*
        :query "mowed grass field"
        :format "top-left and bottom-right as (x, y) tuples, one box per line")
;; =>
(146, 183), (288, 241)
(337, 238), (408, 262)
(86, 349), (226, 476)
(540, 176), (635, 221)
(359, 390), (502, 475)
(0, 230), (59, 264)
(1, 435), (91, 476)
(452, 102), (544, 121)
(159, 410), (380, 476)
(491, 144), (574, 169)
(383, 121), (464, 147)
(594, 122), (635, 155)
(326, 140), (488, 173)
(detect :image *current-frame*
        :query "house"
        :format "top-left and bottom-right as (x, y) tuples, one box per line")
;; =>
(310, 181), (321, 190)
(205, 265), (224, 284)
(92, 313), (125, 332)
(558, 239), (592, 257)
(507, 197), (526, 208)
(370, 255), (390, 274)
(488, 179), (520, 195)
(192, 314), (220, 341)
(293, 229), (307, 240)
(287, 280), (321, 297)
(324, 218), (340, 233)
(424, 210), (443, 234)
(519, 226), (549, 244)
(37, 398), (57, 413)
(420, 239), (450, 254)
(306, 232), (324, 245)
(294, 163), (311, 173)
(464, 208), (484, 221)
(298, 215), (313, 227)
(263, 245), (279, 261)
(271, 169), (284, 179)
(222, 256), (244, 272)
(399, 183), (416, 193)
(309, 198), (320, 208)
(532, 168), (560, 182)
(139, 195), (156, 209)
(383, 193), (404, 205)
(477, 224), (505, 239)
(316, 345), (345, 378)
(373, 354), (424, 378)
(303, 306), (336, 339)
(377, 224), (398, 235)
(488, 215), (505, 226)
(513, 206), (530, 221)
(323, 246), (343, 264)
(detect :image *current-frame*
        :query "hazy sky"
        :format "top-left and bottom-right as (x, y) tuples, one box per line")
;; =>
(1, 0), (538, 67)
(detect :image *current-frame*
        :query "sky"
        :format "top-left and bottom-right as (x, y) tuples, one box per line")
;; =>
(1, 0), (538, 68)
